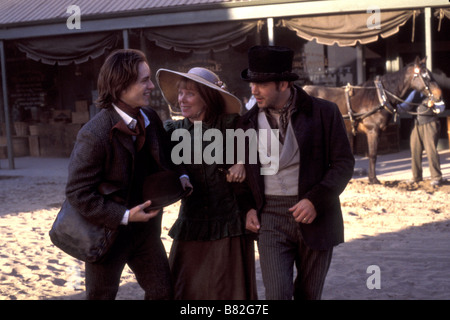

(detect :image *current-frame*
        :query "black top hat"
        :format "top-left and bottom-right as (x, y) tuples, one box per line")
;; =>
(241, 45), (299, 82)
(142, 171), (191, 210)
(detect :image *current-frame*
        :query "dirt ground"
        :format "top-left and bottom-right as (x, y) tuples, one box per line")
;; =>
(0, 149), (449, 300)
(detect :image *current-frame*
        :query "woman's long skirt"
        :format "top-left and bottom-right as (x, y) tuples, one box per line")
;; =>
(169, 235), (258, 300)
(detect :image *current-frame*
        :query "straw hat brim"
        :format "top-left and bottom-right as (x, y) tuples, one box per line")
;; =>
(156, 68), (242, 115)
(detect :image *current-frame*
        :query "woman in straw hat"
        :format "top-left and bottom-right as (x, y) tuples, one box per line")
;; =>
(156, 67), (257, 300)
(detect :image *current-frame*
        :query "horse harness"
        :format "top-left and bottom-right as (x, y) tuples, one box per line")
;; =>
(343, 65), (434, 136)
(343, 76), (397, 136)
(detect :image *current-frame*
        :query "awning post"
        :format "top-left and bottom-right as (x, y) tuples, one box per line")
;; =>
(0, 40), (15, 169)
(356, 44), (365, 84)
(123, 29), (129, 49)
(267, 18), (274, 45)
(424, 7), (432, 71)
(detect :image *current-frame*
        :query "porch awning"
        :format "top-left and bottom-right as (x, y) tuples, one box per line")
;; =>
(15, 32), (119, 65)
(143, 20), (263, 53)
(436, 8), (450, 20)
(435, 8), (450, 31)
(279, 10), (418, 47)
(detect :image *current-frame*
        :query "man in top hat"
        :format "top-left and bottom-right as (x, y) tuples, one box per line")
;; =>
(238, 45), (355, 300)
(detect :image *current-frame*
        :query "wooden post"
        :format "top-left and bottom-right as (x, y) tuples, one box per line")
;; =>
(0, 40), (15, 169)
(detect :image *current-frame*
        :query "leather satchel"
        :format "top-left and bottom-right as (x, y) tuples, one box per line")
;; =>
(49, 199), (118, 263)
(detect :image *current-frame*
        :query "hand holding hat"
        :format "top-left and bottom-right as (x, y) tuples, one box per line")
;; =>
(128, 200), (160, 222)
(142, 170), (192, 210)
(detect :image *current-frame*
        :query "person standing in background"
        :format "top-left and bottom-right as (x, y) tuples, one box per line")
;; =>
(399, 90), (446, 186)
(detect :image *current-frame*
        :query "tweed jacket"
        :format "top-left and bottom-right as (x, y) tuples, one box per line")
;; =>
(238, 85), (355, 250)
(65, 106), (175, 230)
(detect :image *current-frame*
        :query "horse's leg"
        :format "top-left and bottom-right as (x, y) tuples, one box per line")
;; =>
(366, 128), (381, 184)
(347, 132), (355, 153)
(344, 121), (355, 153)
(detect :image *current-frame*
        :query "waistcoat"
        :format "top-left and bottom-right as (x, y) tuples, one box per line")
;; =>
(258, 111), (299, 196)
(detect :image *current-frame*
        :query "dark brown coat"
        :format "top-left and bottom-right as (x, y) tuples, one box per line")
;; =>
(238, 86), (355, 250)
(65, 106), (175, 230)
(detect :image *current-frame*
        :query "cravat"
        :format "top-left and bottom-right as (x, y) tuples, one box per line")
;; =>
(111, 101), (146, 151)
(263, 91), (294, 144)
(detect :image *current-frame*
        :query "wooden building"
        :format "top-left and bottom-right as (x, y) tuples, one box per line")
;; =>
(0, 0), (449, 166)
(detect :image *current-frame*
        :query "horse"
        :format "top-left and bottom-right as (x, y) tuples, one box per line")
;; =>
(303, 57), (443, 184)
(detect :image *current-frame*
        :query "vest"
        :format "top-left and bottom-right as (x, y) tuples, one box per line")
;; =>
(258, 111), (299, 196)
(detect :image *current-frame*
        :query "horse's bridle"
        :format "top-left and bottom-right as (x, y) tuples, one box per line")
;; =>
(372, 64), (433, 114)
(384, 63), (440, 107)
(412, 63), (434, 101)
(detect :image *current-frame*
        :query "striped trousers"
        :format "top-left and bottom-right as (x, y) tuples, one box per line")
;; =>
(258, 195), (333, 300)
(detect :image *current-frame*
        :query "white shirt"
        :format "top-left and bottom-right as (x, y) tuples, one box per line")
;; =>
(113, 104), (150, 133)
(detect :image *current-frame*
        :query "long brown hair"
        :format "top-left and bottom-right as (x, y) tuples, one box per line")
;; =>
(177, 78), (225, 124)
(95, 49), (148, 109)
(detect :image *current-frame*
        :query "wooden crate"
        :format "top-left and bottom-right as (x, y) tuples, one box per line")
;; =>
(0, 145), (7, 159)
(14, 122), (29, 136)
(71, 111), (90, 124)
(51, 109), (72, 123)
(28, 136), (40, 157)
(38, 123), (82, 157)
(0, 136), (29, 157)
(75, 100), (89, 112)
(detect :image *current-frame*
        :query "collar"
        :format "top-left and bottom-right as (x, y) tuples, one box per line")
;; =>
(268, 88), (295, 114)
(246, 85), (311, 124)
(112, 104), (150, 128)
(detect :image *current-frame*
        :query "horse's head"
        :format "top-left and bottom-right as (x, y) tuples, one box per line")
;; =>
(409, 57), (443, 103)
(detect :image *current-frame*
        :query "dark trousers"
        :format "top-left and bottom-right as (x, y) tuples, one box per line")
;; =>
(85, 213), (172, 300)
(410, 120), (442, 181)
(258, 195), (333, 300)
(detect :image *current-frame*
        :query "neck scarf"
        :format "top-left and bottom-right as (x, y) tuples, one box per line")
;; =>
(263, 89), (294, 144)
(111, 100), (146, 151)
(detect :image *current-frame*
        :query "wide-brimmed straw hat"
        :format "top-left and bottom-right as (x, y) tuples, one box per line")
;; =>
(241, 45), (299, 82)
(156, 67), (242, 114)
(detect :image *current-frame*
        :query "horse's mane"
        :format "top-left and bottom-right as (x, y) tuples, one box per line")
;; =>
(381, 63), (412, 96)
